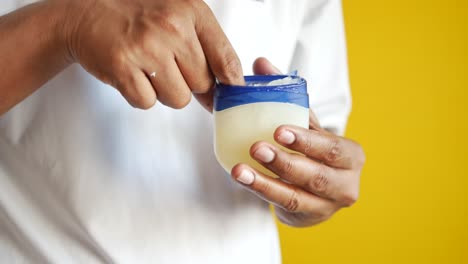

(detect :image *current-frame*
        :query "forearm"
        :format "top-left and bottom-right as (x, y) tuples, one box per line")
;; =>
(0, 1), (71, 115)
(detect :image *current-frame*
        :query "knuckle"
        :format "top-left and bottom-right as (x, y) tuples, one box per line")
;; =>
(139, 31), (157, 55)
(308, 164), (329, 194)
(96, 70), (114, 87)
(120, 74), (156, 110)
(218, 54), (243, 82)
(325, 137), (342, 163)
(257, 181), (273, 195)
(133, 18), (164, 54)
(302, 134), (314, 155)
(110, 49), (127, 72)
(340, 189), (359, 207)
(127, 88), (156, 110)
(190, 77), (214, 93)
(156, 11), (185, 36)
(135, 94), (156, 110)
(120, 88), (138, 108)
(169, 92), (192, 109)
(355, 144), (366, 167)
(318, 208), (335, 220)
(313, 210), (329, 221)
(309, 205), (336, 220)
(191, 0), (212, 19)
(278, 157), (294, 176)
(283, 189), (300, 212)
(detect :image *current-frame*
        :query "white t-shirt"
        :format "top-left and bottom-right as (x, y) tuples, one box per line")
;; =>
(0, 0), (351, 263)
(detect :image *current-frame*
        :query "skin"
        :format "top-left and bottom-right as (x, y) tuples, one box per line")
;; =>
(0, 0), (244, 114)
(232, 58), (365, 227)
(0, 0), (364, 228)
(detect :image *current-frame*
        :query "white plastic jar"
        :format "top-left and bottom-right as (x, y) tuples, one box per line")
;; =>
(214, 75), (310, 177)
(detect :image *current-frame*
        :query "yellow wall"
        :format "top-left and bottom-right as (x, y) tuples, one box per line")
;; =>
(279, 0), (468, 263)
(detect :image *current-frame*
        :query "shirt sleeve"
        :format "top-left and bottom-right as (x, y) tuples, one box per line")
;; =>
(289, 0), (351, 136)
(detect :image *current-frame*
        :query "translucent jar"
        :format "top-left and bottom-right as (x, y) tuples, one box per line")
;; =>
(214, 75), (309, 177)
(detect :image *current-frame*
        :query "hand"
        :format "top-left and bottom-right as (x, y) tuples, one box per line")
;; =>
(63, 0), (244, 110)
(231, 58), (365, 227)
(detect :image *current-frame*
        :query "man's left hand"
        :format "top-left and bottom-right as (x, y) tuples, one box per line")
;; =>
(231, 58), (365, 227)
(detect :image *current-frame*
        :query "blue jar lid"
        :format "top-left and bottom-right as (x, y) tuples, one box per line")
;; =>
(214, 75), (309, 111)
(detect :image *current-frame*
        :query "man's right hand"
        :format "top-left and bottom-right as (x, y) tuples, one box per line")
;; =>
(63, 0), (244, 110)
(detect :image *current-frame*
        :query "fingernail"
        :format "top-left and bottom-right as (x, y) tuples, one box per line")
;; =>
(278, 130), (296, 145)
(253, 146), (275, 163)
(237, 169), (255, 185)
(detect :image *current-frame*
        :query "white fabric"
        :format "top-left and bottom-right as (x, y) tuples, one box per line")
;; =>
(0, 0), (351, 263)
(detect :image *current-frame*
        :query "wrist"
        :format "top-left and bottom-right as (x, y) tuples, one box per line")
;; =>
(45, 0), (91, 64)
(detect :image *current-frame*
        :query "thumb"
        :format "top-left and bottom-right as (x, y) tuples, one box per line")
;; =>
(253, 58), (322, 130)
(253, 57), (282, 75)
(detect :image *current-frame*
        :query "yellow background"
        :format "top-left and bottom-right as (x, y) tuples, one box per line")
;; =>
(279, 0), (468, 263)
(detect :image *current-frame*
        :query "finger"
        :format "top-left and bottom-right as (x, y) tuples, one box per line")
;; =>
(195, 3), (244, 85)
(309, 108), (322, 130)
(194, 89), (214, 112)
(274, 207), (332, 227)
(141, 54), (192, 109)
(252, 57), (281, 75)
(115, 63), (157, 110)
(274, 125), (363, 169)
(249, 141), (344, 201)
(175, 29), (215, 112)
(175, 29), (215, 94)
(231, 164), (336, 215)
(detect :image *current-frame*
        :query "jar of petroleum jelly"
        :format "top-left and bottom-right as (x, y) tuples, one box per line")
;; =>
(214, 75), (310, 178)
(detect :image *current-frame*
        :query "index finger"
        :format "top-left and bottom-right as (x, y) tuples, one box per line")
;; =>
(274, 125), (365, 169)
(231, 163), (336, 217)
(194, 2), (245, 85)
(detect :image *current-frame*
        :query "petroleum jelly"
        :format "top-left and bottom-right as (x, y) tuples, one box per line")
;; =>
(213, 75), (309, 178)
